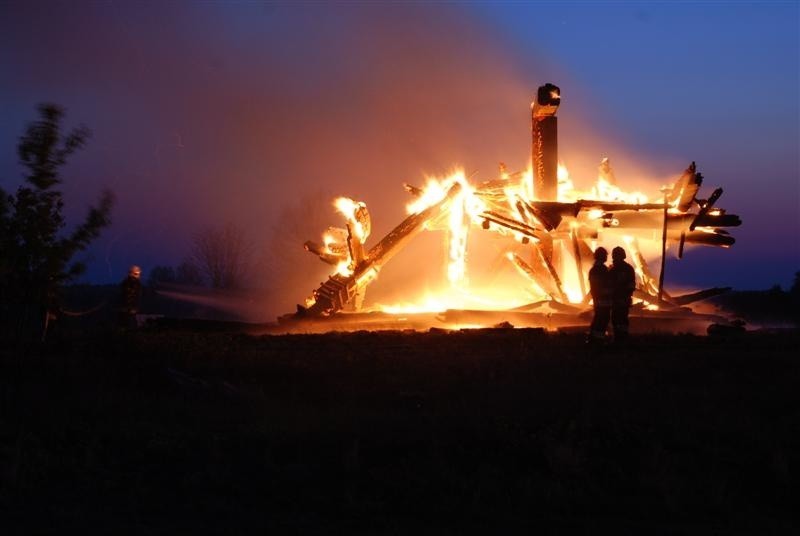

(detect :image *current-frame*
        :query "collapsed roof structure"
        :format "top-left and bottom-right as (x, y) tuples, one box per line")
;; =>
(289, 83), (741, 330)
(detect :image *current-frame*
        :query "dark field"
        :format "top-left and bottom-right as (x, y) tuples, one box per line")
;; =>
(1, 327), (799, 533)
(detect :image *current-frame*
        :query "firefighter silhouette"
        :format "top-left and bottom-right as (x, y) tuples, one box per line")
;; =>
(588, 247), (611, 343)
(118, 265), (142, 328)
(610, 247), (636, 342)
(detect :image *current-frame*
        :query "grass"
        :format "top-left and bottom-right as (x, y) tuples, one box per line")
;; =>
(1, 326), (799, 533)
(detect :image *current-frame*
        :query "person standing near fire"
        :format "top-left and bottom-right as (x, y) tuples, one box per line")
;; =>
(118, 265), (142, 328)
(588, 247), (611, 344)
(609, 246), (636, 343)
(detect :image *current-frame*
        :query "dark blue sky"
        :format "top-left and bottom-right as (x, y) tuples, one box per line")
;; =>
(1, 1), (797, 310)
(480, 1), (799, 290)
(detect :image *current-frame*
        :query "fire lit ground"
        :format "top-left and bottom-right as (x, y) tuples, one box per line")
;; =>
(280, 84), (741, 334)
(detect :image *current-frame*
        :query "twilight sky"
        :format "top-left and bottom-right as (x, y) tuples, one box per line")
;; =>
(1, 1), (798, 315)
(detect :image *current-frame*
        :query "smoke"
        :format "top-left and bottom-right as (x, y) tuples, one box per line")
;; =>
(1, 2), (703, 320)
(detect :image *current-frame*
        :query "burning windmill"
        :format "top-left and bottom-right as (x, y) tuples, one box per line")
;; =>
(290, 83), (741, 329)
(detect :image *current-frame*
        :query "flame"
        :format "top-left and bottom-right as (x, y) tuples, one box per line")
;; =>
(406, 173), (460, 215)
(522, 168), (534, 200)
(380, 163), (662, 310)
(335, 196), (367, 241)
(555, 238), (585, 304)
(592, 177), (649, 204)
(448, 192), (469, 285)
(335, 260), (352, 277)
(309, 154), (718, 318)
(405, 170), (488, 290)
(379, 295), (449, 314)
(557, 163), (576, 201)
(587, 208), (604, 220)
(555, 163), (648, 204)
(334, 196), (358, 216)
(375, 284), (529, 314)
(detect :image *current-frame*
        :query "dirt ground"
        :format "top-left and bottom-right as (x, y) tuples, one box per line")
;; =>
(1, 327), (799, 533)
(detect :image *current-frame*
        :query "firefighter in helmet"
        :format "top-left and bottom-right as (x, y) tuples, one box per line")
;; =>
(609, 246), (636, 342)
(118, 265), (142, 328)
(588, 247), (611, 343)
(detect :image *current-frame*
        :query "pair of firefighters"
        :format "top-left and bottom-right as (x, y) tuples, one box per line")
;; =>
(588, 246), (635, 343)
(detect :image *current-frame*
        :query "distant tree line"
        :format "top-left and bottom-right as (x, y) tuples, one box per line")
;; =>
(146, 261), (204, 288)
(147, 223), (255, 290)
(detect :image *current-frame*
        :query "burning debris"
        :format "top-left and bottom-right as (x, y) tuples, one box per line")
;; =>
(289, 83), (742, 330)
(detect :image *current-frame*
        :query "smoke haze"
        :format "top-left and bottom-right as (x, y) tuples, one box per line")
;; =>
(2, 3), (549, 318)
(2, 2), (797, 320)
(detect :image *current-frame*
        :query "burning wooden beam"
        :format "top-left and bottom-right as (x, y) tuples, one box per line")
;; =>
(300, 182), (463, 316)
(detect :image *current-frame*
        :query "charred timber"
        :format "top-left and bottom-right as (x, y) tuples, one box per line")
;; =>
(302, 182), (463, 316)
(303, 241), (341, 265)
(532, 83), (560, 201)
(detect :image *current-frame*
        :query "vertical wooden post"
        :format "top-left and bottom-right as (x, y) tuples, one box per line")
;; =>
(531, 84), (560, 201)
(571, 227), (586, 298)
(658, 191), (668, 303)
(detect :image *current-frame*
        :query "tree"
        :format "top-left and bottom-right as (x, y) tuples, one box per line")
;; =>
(191, 223), (253, 289)
(147, 265), (176, 287)
(789, 271), (800, 310)
(147, 260), (205, 287)
(175, 259), (204, 286)
(0, 104), (114, 337)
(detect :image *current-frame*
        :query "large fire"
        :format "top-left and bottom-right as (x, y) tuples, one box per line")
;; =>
(295, 83), (741, 327)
